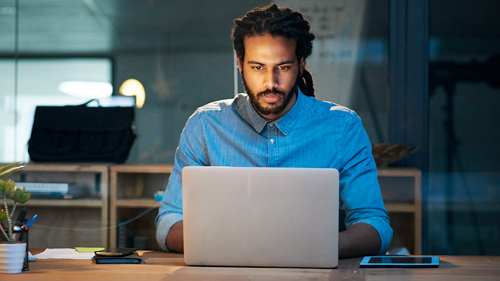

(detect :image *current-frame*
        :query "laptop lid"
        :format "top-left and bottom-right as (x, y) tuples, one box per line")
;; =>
(182, 166), (339, 268)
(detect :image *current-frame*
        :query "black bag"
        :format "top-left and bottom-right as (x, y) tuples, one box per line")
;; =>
(28, 100), (136, 163)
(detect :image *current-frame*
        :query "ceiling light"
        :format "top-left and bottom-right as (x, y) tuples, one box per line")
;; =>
(119, 79), (145, 108)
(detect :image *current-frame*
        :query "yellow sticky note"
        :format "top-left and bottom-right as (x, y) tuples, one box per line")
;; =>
(75, 247), (105, 253)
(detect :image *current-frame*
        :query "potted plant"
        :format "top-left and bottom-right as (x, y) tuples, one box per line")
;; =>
(0, 162), (30, 274)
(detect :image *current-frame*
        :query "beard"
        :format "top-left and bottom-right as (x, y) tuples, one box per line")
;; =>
(242, 73), (299, 117)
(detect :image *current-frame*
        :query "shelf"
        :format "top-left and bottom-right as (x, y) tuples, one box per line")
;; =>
(109, 164), (173, 174)
(17, 163), (109, 173)
(378, 168), (422, 255)
(3, 163), (422, 253)
(5, 163), (109, 248)
(14, 199), (104, 208)
(378, 167), (421, 177)
(385, 203), (418, 213)
(109, 165), (173, 250)
(115, 199), (162, 208)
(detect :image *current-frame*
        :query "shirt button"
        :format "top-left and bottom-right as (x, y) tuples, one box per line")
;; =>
(269, 123), (274, 127)
(270, 139), (275, 144)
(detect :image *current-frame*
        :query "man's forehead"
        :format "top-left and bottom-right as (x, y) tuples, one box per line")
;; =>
(243, 34), (298, 63)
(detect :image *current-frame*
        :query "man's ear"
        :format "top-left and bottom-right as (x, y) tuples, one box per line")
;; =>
(299, 58), (306, 74)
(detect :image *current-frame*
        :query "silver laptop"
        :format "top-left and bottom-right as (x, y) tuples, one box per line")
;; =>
(182, 166), (339, 268)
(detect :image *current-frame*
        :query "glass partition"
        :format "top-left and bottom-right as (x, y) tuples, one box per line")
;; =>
(428, 0), (500, 255)
(11, 58), (112, 162)
(1, 0), (272, 164)
(0, 0), (17, 162)
(5, 0), (469, 254)
(275, 0), (390, 144)
(1, 0), (390, 164)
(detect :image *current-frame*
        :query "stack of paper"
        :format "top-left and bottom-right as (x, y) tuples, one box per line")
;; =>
(34, 248), (104, 260)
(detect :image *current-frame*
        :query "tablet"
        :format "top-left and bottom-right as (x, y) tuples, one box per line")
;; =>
(360, 256), (439, 268)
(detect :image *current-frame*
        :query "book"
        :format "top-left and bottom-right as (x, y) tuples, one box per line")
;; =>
(17, 182), (87, 199)
(17, 182), (69, 194)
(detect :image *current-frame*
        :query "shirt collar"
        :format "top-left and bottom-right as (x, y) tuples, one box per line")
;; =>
(234, 87), (304, 135)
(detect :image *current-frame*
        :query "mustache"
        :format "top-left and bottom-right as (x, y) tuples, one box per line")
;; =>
(257, 88), (286, 97)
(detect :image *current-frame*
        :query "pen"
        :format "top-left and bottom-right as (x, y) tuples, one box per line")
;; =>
(26, 214), (38, 228)
(12, 226), (21, 241)
(15, 225), (27, 242)
(15, 209), (27, 227)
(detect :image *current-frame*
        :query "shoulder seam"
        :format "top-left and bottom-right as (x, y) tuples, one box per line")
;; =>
(195, 111), (209, 161)
(339, 111), (354, 168)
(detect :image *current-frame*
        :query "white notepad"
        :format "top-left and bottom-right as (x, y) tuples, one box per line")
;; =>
(34, 248), (95, 260)
(182, 166), (339, 268)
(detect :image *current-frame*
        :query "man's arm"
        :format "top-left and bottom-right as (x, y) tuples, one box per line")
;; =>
(166, 220), (380, 256)
(156, 110), (208, 252)
(337, 113), (393, 255)
(166, 220), (184, 253)
(339, 222), (381, 258)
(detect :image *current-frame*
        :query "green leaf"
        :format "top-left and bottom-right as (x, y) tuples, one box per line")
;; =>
(16, 191), (31, 204)
(0, 179), (16, 195)
(0, 161), (25, 180)
(9, 185), (31, 203)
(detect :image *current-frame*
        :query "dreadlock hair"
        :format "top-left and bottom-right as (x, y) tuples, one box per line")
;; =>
(232, 4), (316, 97)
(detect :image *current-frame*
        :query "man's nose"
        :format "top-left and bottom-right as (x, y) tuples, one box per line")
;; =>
(264, 69), (280, 89)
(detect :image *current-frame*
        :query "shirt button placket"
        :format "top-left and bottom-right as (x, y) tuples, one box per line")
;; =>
(267, 123), (278, 167)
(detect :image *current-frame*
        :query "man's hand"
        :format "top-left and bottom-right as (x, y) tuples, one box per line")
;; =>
(166, 220), (184, 253)
(339, 223), (381, 258)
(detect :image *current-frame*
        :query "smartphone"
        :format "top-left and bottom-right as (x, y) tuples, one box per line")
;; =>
(94, 248), (137, 257)
(360, 256), (439, 268)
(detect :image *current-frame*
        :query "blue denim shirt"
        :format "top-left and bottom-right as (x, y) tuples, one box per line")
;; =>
(156, 89), (392, 253)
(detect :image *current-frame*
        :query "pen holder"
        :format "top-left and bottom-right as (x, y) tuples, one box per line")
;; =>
(12, 228), (29, 271)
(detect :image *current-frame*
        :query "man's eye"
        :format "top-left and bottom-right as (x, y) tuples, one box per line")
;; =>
(278, 66), (290, 71)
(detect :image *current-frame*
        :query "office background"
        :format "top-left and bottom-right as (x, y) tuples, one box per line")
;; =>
(0, 0), (499, 255)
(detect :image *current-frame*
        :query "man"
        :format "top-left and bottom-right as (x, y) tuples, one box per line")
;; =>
(156, 4), (392, 258)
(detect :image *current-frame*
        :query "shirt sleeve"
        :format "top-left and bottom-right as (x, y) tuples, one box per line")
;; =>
(338, 113), (393, 254)
(155, 111), (208, 252)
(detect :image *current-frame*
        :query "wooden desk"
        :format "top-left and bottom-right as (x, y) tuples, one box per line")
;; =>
(2, 251), (500, 280)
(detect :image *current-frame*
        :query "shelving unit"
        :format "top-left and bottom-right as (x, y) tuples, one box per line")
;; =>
(6, 163), (109, 248)
(378, 168), (422, 255)
(109, 165), (173, 250)
(4, 163), (421, 253)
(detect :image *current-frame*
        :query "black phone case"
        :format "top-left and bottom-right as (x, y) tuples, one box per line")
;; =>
(94, 252), (142, 264)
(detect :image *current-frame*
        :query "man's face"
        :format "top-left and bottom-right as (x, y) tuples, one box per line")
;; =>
(239, 34), (304, 121)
